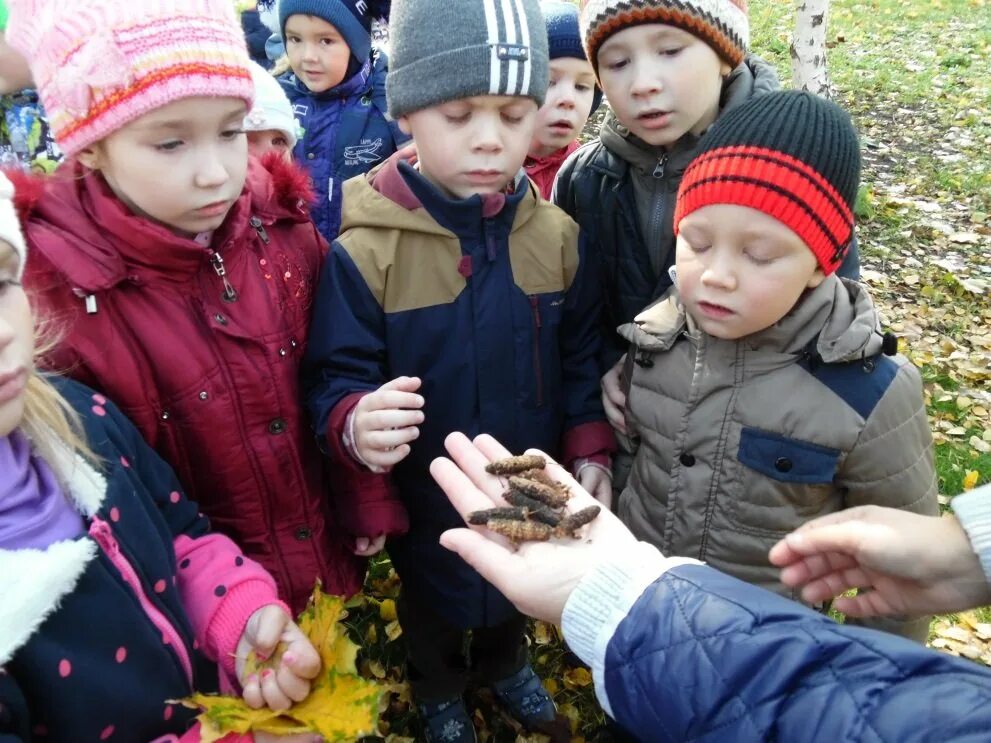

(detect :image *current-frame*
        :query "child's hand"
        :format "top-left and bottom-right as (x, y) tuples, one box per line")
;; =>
(353, 534), (387, 556)
(578, 464), (613, 510)
(600, 360), (627, 435)
(237, 605), (321, 712)
(353, 377), (425, 470)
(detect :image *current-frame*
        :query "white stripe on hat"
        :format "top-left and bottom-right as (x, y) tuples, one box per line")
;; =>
(482, 0), (502, 95)
(499, 0), (519, 96)
(513, 0), (531, 96)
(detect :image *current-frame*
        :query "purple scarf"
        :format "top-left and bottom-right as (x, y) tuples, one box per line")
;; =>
(0, 431), (84, 550)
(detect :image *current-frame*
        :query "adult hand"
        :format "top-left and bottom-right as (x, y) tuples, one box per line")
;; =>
(431, 432), (639, 625)
(600, 359), (627, 435)
(237, 606), (321, 712)
(353, 534), (387, 557)
(769, 506), (991, 617)
(352, 376), (424, 470)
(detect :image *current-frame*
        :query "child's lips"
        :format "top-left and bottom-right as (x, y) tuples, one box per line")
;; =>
(637, 110), (672, 129)
(697, 300), (735, 319)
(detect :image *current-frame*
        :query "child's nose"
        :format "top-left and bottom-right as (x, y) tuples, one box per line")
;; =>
(700, 262), (736, 290)
(194, 150), (230, 188)
(630, 63), (661, 96)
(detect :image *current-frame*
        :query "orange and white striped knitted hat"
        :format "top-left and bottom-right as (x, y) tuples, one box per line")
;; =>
(6, 0), (254, 158)
(579, 0), (749, 74)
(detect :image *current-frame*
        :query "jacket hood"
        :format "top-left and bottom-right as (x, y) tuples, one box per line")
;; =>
(339, 144), (540, 239)
(12, 153), (316, 293)
(621, 275), (883, 363)
(599, 54), (781, 178)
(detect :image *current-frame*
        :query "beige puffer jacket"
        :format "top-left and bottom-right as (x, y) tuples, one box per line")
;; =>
(617, 275), (938, 640)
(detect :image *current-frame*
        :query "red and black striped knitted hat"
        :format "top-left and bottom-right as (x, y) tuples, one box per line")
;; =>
(675, 91), (861, 276)
(580, 0), (749, 73)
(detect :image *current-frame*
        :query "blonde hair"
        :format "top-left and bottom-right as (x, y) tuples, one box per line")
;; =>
(20, 319), (95, 469)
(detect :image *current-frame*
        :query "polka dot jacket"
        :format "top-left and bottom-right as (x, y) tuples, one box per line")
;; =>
(0, 378), (286, 742)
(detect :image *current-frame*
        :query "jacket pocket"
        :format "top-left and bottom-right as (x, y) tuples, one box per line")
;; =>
(728, 428), (843, 535)
(738, 428), (841, 484)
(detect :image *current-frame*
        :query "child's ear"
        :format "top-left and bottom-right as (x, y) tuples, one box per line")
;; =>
(806, 267), (827, 289)
(397, 116), (412, 137)
(75, 144), (102, 171)
(720, 61), (733, 77)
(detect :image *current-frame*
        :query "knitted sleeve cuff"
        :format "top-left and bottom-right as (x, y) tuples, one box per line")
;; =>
(951, 483), (991, 585)
(560, 542), (701, 718)
(206, 581), (289, 683)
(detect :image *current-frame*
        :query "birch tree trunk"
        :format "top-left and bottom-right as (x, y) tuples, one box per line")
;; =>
(791, 0), (831, 98)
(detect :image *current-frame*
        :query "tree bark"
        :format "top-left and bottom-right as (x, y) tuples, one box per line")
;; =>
(791, 0), (831, 98)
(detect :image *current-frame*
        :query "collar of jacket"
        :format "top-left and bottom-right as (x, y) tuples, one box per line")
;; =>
(339, 145), (537, 242)
(29, 157), (311, 292)
(620, 275), (883, 363)
(525, 140), (580, 175)
(0, 437), (107, 664)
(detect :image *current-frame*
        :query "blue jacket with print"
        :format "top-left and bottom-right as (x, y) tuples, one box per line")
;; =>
(302, 150), (614, 629)
(280, 52), (409, 242)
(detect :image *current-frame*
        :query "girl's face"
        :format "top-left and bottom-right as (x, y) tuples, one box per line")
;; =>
(0, 241), (33, 437)
(79, 97), (249, 238)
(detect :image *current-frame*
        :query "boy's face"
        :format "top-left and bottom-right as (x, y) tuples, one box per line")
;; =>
(529, 57), (597, 158)
(247, 129), (293, 161)
(79, 97), (249, 238)
(596, 24), (730, 148)
(285, 14), (351, 93)
(676, 204), (826, 340)
(0, 240), (33, 438)
(399, 96), (538, 200)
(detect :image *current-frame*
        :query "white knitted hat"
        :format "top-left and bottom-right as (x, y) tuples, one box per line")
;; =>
(244, 61), (300, 149)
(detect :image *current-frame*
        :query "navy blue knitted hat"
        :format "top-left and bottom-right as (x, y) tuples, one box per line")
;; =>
(279, 0), (391, 64)
(542, 1), (602, 115)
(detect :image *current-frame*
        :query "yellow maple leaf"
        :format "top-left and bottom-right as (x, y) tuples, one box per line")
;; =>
(180, 585), (381, 742)
(289, 670), (382, 740)
(963, 470), (980, 491)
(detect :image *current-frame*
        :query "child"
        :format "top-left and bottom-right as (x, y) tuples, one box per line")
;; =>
(524, 1), (601, 200)
(245, 61), (300, 161)
(8, 0), (364, 614)
(301, 0), (615, 739)
(617, 90), (938, 642)
(0, 174), (321, 742)
(277, 0), (409, 241)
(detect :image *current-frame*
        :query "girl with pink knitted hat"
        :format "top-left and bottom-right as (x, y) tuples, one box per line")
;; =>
(5, 0), (368, 618)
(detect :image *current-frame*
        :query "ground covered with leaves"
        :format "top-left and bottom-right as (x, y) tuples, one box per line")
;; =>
(344, 2), (991, 740)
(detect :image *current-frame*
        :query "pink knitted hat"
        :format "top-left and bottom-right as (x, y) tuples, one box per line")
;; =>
(5, 0), (254, 158)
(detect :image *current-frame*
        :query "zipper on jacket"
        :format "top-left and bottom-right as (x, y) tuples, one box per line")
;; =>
(652, 153), (669, 179)
(89, 517), (194, 685)
(483, 218), (498, 262)
(250, 216), (270, 244)
(529, 296), (544, 407)
(208, 251), (238, 303)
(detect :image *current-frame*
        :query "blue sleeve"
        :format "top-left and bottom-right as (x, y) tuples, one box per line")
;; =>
(560, 231), (608, 430)
(604, 564), (991, 742)
(301, 241), (389, 444)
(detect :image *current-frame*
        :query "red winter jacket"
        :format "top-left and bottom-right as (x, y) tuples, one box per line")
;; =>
(16, 155), (364, 612)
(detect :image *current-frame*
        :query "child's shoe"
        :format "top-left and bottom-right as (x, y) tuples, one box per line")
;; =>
(491, 664), (557, 729)
(418, 697), (478, 743)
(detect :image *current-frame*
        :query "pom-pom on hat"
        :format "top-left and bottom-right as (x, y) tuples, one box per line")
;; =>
(579, 0), (749, 75)
(279, 0), (391, 65)
(244, 61), (301, 149)
(5, 0), (254, 159)
(674, 90), (861, 276)
(386, 0), (549, 119)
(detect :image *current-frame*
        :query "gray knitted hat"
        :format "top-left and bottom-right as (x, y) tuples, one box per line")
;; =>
(387, 0), (549, 118)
